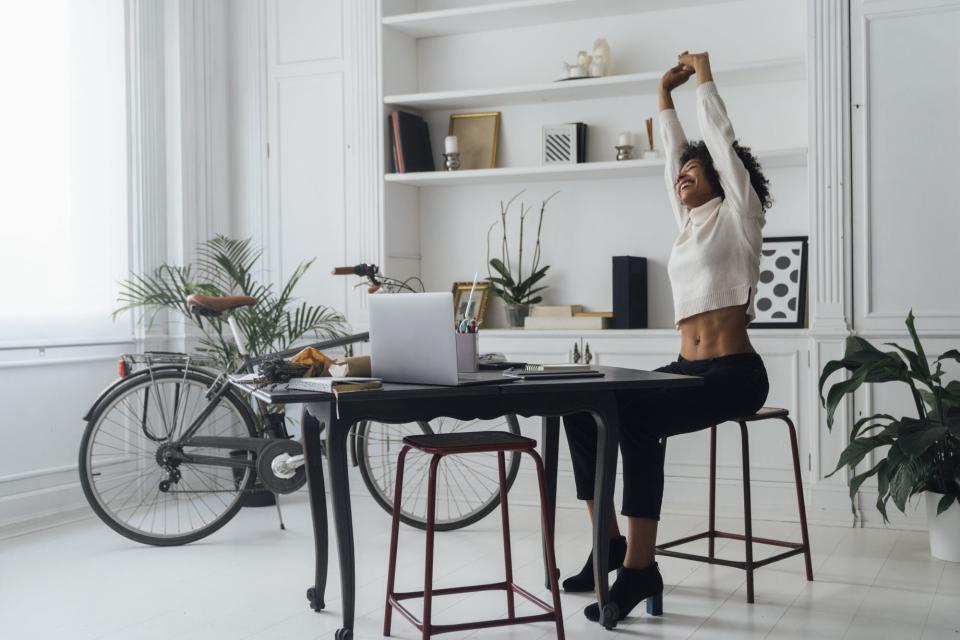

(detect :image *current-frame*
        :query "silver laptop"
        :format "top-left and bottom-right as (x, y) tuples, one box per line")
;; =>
(369, 292), (506, 386)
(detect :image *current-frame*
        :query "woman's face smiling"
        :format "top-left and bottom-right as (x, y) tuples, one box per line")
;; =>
(675, 158), (717, 208)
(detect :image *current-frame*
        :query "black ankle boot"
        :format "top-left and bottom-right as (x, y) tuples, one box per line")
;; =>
(561, 535), (627, 593)
(584, 562), (664, 624)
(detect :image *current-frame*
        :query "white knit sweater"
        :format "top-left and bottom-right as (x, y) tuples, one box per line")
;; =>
(660, 81), (766, 328)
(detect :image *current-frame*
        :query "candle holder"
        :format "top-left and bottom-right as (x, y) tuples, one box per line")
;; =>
(615, 144), (635, 161)
(443, 151), (461, 171)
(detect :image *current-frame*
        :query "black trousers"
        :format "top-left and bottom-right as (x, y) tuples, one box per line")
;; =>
(564, 352), (769, 519)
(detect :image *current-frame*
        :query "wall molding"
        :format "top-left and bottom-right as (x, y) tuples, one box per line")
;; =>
(808, 0), (852, 334)
(343, 0), (382, 330)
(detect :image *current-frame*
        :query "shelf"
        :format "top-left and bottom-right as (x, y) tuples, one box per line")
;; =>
(384, 148), (807, 187)
(384, 58), (806, 111)
(382, 0), (737, 39)
(480, 327), (811, 338)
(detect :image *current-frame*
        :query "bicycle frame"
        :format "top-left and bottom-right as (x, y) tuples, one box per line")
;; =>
(159, 324), (370, 472)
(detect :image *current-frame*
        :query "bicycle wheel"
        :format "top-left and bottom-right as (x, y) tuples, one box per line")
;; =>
(356, 415), (522, 531)
(79, 368), (257, 546)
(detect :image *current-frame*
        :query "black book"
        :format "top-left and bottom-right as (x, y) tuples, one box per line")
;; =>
(575, 122), (587, 163)
(389, 110), (435, 173)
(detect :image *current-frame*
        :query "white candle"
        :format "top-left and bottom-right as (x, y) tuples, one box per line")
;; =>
(444, 135), (459, 154)
(618, 131), (633, 147)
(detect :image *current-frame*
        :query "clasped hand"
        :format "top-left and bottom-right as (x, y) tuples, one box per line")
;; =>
(660, 50), (710, 92)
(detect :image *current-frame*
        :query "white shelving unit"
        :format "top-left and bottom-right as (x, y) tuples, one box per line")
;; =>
(385, 58), (805, 110)
(379, 0), (810, 332)
(385, 148), (807, 187)
(382, 0), (737, 38)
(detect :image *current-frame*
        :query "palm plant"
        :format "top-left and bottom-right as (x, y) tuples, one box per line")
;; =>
(485, 190), (559, 306)
(115, 236), (347, 368)
(819, 310), (960, 521)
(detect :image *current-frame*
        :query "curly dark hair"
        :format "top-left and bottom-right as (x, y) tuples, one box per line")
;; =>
(678, 140), (773, 211)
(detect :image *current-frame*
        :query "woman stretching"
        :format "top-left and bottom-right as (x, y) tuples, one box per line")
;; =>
(563, 51), (773, 622)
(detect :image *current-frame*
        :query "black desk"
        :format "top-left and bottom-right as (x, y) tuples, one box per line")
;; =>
(233, 366), (702, 638)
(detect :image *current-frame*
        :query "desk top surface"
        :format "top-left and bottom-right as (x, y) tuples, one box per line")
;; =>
(232, 366), (702, 405)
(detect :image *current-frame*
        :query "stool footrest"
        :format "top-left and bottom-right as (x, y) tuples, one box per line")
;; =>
(392, 580), (508, 600)
(388, 580), (558, 636)
(655, 529), (808, 570)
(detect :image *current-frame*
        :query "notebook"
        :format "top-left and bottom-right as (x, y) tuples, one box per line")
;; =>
(502, 364), (605, 380)
(389, 110), (435, 174)
(286, 377), (382, 394)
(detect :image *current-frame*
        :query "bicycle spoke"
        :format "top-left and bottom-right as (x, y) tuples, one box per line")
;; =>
(83, 372), (254, 542)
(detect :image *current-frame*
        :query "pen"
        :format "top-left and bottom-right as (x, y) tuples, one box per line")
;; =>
(463, 272), (478, 324)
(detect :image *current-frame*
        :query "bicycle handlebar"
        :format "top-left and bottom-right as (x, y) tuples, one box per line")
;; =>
(331, 266), (358, 275)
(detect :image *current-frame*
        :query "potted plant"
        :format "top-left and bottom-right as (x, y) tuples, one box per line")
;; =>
(486, 190), (558, 327)
(819, 310), (960, 560)
(115, 235), (347, 368)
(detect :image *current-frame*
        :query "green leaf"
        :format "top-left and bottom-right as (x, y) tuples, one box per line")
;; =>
(896, 420), (948, 458)
(514, 265), (549, 297)
(818, 359), (850, 408)
(489, 259), (516, 288)
(849, 460), (886, 499)
(849, 413), (898, 440)
(828, 434), (894, 477)
(882, 343), (930, 385)
(876, 463), (891, 523)
(936, 493), (957, 516)
(936, 349), (960, 365)
(904, 309), (931, 378)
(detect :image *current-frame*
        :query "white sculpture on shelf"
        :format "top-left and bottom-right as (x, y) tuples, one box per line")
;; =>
(590, 38), (611, 77)
(562, 50), (592, 79)
(561, 38), (611, 80)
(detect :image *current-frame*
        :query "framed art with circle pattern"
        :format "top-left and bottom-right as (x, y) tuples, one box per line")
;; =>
(750, 236), (808, 329)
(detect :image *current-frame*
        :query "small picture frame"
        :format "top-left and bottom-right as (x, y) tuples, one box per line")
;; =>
(448, 112), (500, 170)
(452, 280), (491, 325)
(542, 123), (578, 165)
(750, 236), (808, 329)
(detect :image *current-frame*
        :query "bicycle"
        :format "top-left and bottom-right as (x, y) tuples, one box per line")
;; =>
(80, 264), (520, 546)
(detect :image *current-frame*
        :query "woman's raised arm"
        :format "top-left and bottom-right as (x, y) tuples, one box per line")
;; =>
(679, 51), (762, 217)
(658, 64), (694, 231)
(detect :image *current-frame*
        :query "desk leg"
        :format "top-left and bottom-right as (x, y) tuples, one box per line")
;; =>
(540, 416), (559, 589)
(302, 409), (328, 612)
(592, 395), (620, 629)
(325, 406), (356, 640)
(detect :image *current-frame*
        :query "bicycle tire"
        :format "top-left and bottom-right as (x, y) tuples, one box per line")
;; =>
(79, 368), (258, 546)
(355, 415), (522, 531)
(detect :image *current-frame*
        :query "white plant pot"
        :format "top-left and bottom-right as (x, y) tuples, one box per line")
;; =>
(926, 492), (960, 562)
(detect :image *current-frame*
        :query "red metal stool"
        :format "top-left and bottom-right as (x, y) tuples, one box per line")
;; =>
(383, 431), (565, 639)
(655, 407), (814, 603)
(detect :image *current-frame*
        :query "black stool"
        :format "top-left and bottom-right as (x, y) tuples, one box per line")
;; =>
(383, 431), (565, 639)
(655, 407), (814, 603)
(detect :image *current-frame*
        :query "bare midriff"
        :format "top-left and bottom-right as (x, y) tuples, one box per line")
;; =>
(677, 302), (756, 361)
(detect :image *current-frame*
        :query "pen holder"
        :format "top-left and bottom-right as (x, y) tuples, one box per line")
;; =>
(455, 332), (479, 372)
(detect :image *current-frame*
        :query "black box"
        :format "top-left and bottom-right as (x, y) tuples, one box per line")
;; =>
(612, 256), (647, 329)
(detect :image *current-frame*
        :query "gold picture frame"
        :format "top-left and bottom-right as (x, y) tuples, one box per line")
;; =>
(448, 112), (501, 170)
(451, 281), (491, 325)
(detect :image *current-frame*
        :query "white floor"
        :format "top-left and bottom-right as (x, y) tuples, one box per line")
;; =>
(1, 492), (958, 640)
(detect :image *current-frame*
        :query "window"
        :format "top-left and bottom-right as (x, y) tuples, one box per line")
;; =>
(0, 0), (128, 343)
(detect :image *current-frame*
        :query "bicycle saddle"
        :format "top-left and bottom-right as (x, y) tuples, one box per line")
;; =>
(186, 294), (257, 317)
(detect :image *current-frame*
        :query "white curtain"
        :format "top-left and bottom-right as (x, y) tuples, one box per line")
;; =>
(0, 0), (128, 344)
